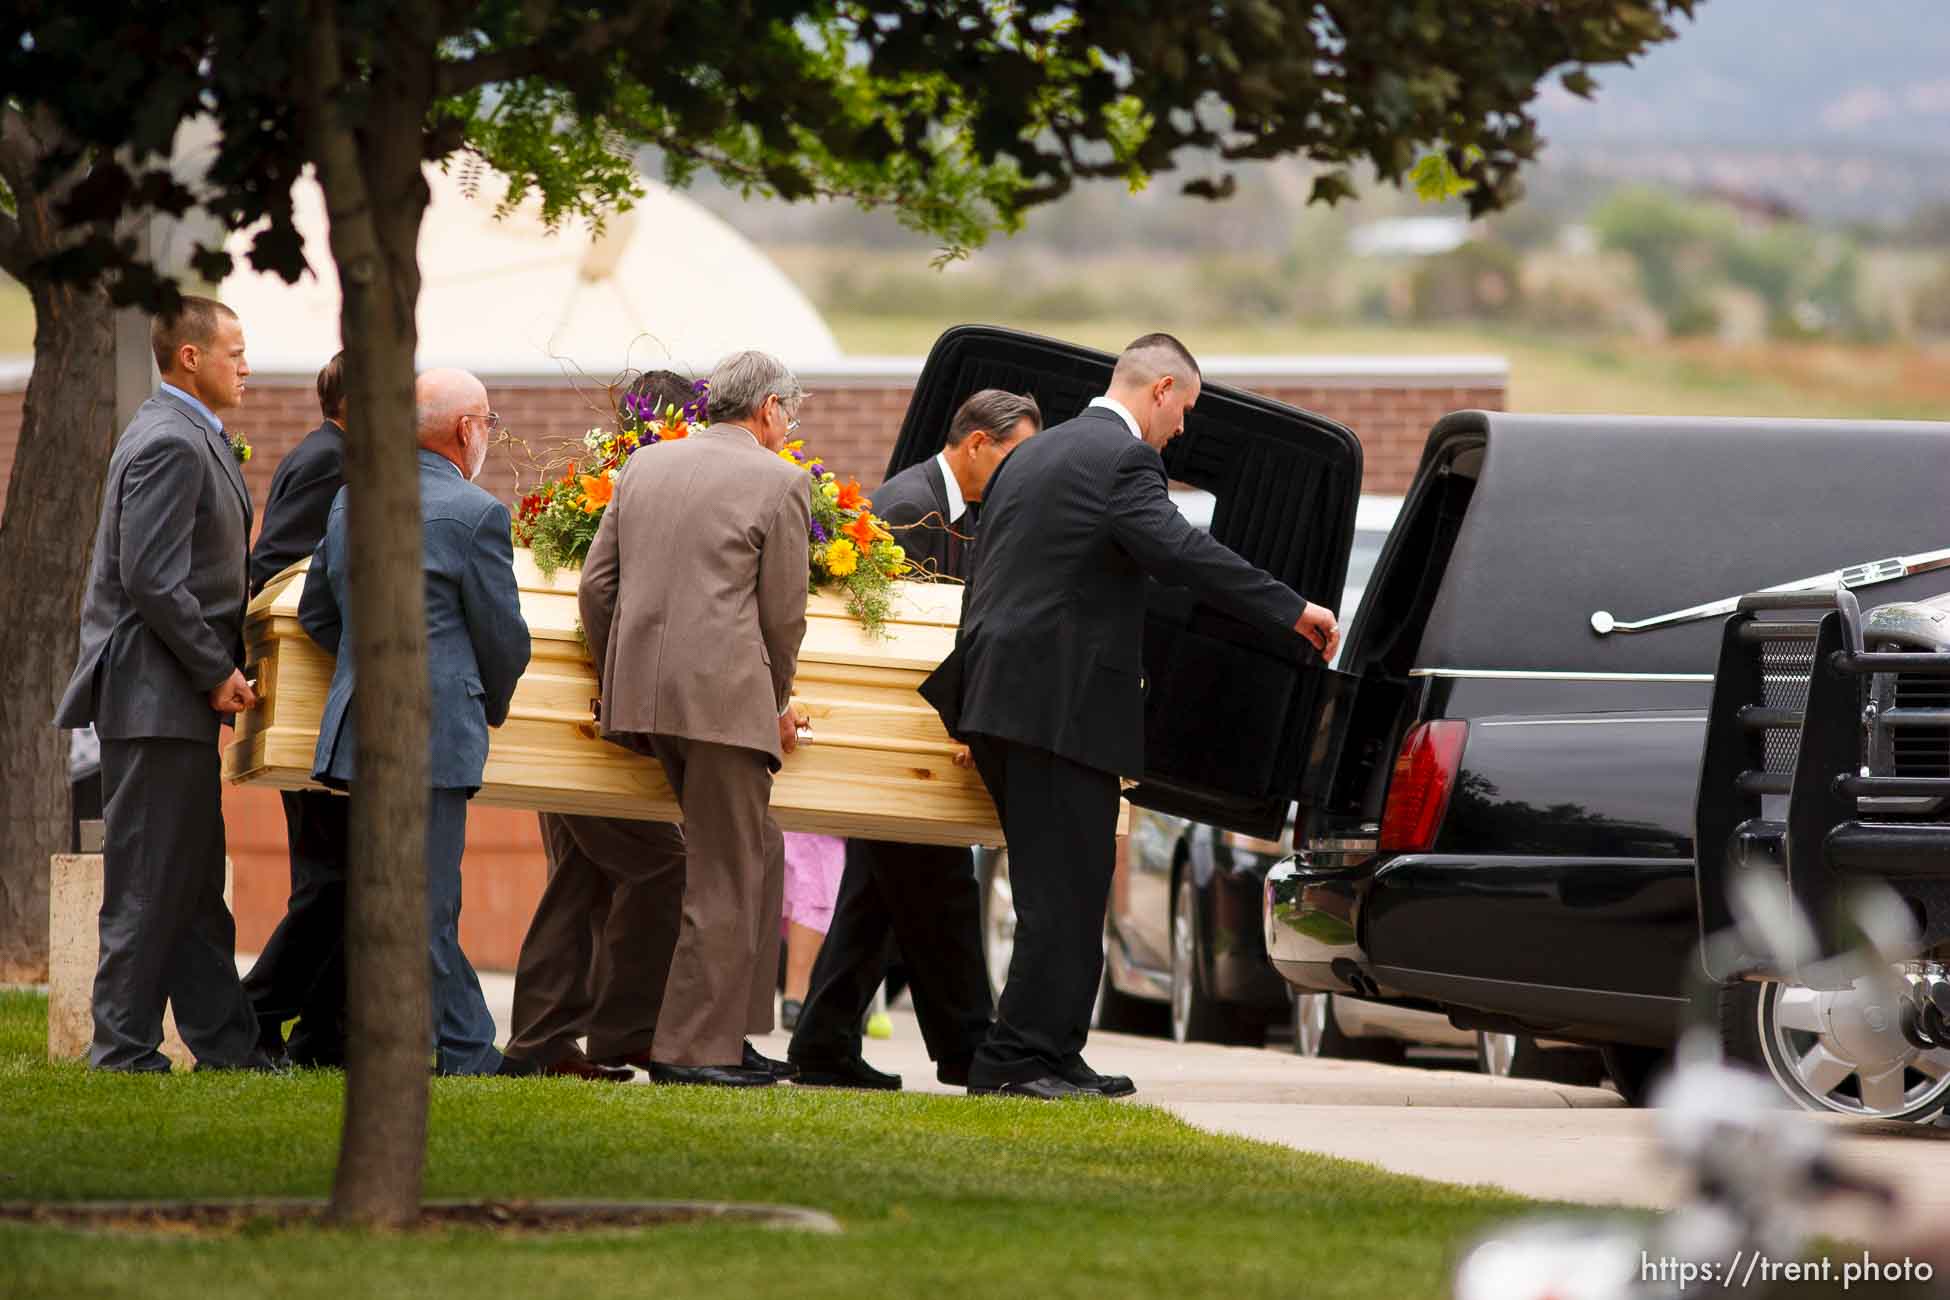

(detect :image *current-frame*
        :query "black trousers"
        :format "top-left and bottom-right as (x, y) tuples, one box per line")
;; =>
(91, 737), (258, 1071)
(963, 735), (1120, 1087)
(787, 837), (992, 1068)
(241, 789), (350, 1065)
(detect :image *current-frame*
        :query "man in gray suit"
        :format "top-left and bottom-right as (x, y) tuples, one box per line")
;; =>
(580, 350), (811, 1087)
(299, 367), (531, 1076)
(55, 296), (273, 1072)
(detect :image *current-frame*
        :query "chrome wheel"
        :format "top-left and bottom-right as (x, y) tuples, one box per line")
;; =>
(1757, 978), (1950, 1121)
(982, 853), (1015, 1002)
(1294, 993), (1330, 1057)
(1477, 1031), (1518, 1077)
(1169, 877), (1195, 1044)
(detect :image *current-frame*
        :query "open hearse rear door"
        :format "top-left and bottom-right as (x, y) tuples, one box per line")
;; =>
(885, 325), (1363, 841)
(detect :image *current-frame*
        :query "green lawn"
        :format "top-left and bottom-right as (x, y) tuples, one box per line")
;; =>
(0, 990), (1535, 1300)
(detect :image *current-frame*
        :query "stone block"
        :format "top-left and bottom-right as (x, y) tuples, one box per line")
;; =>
(47, 853), (234, 1069)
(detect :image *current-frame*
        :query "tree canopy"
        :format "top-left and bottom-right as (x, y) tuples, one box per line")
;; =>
(2, 0), (1697, 303)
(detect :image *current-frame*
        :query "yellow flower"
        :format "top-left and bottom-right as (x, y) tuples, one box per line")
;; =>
(825, 538), (859, 576)
(821, 481), (841, 501)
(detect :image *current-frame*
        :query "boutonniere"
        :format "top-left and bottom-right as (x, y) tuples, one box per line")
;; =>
(229, 433), (252, 465)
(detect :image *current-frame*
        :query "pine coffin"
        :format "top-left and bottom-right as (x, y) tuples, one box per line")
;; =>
(220, 551), (1003, 846)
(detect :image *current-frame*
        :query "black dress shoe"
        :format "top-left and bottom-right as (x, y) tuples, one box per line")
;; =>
(1064, 1064), (1136, 1098)
(648, 1061), (776, 1087)
(743, 1041), (800, 1081)
(967, 1074), (1087, 1100)
(494, 1054), (543, 1077)
(791, 1054), (902, 1091)
(194, 1048), (291, 1074)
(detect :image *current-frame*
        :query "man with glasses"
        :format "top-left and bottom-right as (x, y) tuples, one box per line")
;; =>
(299, 367), (531, 1075)
(579, 351), (811, 1086)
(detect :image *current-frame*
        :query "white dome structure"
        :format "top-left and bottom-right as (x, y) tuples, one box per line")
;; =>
(219, 164), (841, 376)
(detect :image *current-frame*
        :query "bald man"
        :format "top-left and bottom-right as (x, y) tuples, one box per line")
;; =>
(299, 368), (531, 1075)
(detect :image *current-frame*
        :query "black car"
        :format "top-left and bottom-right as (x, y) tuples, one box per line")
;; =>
(1263, 411), (1950, 1116)
(1693, 580), (1950, 1119)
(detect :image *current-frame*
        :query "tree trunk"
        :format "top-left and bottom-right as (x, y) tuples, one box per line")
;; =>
(0, 280), (116, 981)
(304, 0), (439, 1227)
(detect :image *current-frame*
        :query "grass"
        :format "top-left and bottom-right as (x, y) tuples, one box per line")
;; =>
(0, 990), (1539, 1300)
(826, 313), (1950, 422)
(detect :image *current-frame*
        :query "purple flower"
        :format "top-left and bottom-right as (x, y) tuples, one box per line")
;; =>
(810, 518), (829, 544)
(807, 461), (826, 477)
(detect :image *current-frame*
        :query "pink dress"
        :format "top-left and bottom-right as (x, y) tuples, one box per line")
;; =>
(781, 832), (847, 934)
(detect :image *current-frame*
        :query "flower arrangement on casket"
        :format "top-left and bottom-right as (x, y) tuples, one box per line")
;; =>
(512, 381), (915, 635)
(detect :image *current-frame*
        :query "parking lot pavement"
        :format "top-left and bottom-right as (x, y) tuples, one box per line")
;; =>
(461, 971), (1950, 1249)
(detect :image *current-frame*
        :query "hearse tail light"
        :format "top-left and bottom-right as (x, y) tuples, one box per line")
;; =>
(1378, 721), (1469, 854)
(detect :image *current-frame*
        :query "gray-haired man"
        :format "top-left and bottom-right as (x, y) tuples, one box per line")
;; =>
(578, 350), (812, 1086)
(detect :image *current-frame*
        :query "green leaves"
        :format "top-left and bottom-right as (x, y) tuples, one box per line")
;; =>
(0, 0), (1700, 301)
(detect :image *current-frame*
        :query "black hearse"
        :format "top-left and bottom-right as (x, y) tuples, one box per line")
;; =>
(1692, 579), (1950, 1120)
(1262, 411), (1950, 1115)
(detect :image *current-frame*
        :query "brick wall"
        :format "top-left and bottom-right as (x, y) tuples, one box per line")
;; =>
(6, 357), (1504, 970)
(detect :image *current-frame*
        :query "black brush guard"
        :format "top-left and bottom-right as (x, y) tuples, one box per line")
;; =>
(1696, 588), (1950, 982)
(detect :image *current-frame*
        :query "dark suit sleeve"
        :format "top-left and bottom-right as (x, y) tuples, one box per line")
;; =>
(297, 517), (344, 658)
(578, 495), (621, 682)
(1106, 443), (1307, 635)
(250, 442), (343, 592)
(758, 475), (812, 711)
(462, 501), (531, 727)
(117, 432), (239, 691)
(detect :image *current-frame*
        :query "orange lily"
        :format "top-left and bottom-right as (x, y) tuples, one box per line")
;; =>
(844, 513), (878, 548)
(836, 478), (869, 512)
(578, 474), (614, 513)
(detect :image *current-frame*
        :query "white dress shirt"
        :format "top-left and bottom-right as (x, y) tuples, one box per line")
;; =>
(1087, 395), (1143, 441)
(932, 451), (968, 524)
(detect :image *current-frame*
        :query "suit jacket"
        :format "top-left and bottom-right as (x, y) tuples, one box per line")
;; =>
(921, 405), (1304, 776)
(579, 424), (810, 768)
(55, 390), (254, 744)
(872, 456), (969, 581)
(250, 420), (345, 594)
(300, 449), (531, 791)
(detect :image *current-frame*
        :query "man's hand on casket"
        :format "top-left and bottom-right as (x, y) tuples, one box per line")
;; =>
(1295, 601), (1341, 662)
(951, 744), (973, 770)
(208, 667), (257, 716)
(779, 703), (811, 755)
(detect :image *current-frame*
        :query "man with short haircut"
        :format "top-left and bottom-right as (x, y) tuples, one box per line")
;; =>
(55, 295), (274, 1072)
(299, 367), (530, 1076)
(790, 388), (1040, 1090)
(923, 334), (1340, 1099)
(241, 351), (351, 1067)
(579, 349), (811, 1087)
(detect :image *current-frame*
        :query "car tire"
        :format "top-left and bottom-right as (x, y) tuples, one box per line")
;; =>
(1598, 1043), (1670, 1107)
(975, 848), (1014, 1005)
(1292, 992), (1405, 1062)
(1169, 873), (1265, 1046)
(1721, 977), (1950, 1123)
(1095, 948), (1169, 1036)
(1475, 1032), (1608, 1086)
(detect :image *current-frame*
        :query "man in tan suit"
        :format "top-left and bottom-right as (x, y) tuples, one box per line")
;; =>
(579, 350), (812, 1087)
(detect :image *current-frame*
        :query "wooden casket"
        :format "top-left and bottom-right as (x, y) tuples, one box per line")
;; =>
(221, 552), (1003, 846)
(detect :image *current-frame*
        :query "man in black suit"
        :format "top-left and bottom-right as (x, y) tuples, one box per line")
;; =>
(240, 353), (349, 1067)
(54, 296), (277, 1073)
(922, 334), (1340, 1100)
(790, 389), (1040, 1091)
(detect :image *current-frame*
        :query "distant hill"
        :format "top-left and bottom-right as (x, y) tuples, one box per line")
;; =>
(1531, 0), (1950, 220)
(1536, 0), (1950, 153)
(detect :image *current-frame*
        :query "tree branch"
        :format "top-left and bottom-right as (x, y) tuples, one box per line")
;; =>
(433, 8), (659, 99)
